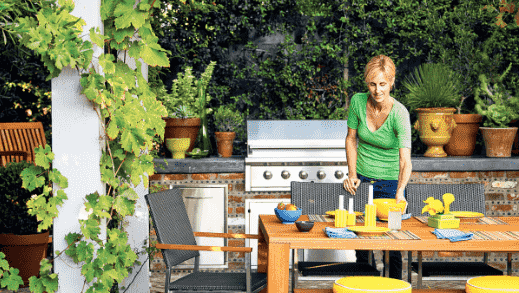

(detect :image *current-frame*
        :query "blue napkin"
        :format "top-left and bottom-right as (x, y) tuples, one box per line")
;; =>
(431, 229), (474, 242)
(324, 227), (358, 239)
(402, 213), (412, 220)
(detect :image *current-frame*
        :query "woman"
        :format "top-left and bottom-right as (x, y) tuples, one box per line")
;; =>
(343, 55), (412, 279)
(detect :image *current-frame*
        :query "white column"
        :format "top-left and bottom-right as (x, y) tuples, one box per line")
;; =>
(119, 52), (150, 292)
(51, 0), (104, 292)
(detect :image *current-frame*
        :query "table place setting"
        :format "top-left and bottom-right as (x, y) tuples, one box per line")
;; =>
(415, 215), (508, 225)
(310, 213), (412, 223)
(431, 229), (474, 242)
(323, 227), (421, 240)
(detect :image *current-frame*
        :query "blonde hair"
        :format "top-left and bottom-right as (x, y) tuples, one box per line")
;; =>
(364, 55), (396, 88)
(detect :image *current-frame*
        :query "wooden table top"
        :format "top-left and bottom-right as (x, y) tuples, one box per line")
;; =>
(259, 215), (519, 252)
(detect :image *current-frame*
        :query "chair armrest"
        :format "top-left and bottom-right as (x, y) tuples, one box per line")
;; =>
(193, 232), (260, 239)
(154, 242), (253, 253)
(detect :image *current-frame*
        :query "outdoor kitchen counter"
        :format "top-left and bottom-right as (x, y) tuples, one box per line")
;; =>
(153, 155), (519, 174)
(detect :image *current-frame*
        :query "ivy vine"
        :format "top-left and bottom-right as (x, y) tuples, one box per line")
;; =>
(0, 0), (207, 291)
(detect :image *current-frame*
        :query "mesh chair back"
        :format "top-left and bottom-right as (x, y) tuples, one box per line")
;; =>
(405, 183), (486, 215)
(291, 182), (371, 214)
(145, 189), (200, 268)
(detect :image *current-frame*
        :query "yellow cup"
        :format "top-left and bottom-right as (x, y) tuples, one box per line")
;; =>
(347, 212), (356, 226)
(335, 209), (348, 228)
(364, 204), (377, 227)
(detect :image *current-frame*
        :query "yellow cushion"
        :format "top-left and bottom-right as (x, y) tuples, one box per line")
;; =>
(466, 276), (519, 292)
(333, 276), (411, 293)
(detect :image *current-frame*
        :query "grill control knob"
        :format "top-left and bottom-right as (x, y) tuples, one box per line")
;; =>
(317, 170), (326, 180)
(335, 170), (345, 179)
(299, 171), (308, 179)
(281, 170), (290, 179)
(263, 171), (273, 180)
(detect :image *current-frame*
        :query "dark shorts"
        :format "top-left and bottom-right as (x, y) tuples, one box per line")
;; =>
(357, 174), (405, 199)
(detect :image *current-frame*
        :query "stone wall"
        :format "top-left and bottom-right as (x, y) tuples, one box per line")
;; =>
(148, 170), (519, 275)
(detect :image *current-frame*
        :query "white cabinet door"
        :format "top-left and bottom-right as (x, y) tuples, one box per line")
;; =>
(245, 199), (291, 268)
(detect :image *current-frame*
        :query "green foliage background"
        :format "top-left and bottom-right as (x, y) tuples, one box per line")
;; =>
(2, 0), (519, 155)
(152, 0), (519, 155)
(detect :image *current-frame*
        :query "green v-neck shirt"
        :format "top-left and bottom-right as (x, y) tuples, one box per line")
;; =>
(347, 92), (412, 180)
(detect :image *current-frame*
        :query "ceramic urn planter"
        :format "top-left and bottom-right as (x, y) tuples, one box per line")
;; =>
(480, 127), (519, 157)
(414, 108), (457, 157)
(445, 114), (482, 156)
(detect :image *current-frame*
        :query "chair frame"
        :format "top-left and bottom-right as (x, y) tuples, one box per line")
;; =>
(146, 190), (267, 293)
(405, 183), (509, 288)
(290, 182), (379, 286)
(157, 232), (263, 293)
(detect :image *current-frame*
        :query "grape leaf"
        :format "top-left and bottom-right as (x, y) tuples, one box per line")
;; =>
(1, 268), (23, 291)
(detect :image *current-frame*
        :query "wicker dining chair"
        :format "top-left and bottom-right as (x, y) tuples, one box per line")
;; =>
(290, 182), (380, 285)
(145, 188), (267, 293)
(405, 183), (505, 289)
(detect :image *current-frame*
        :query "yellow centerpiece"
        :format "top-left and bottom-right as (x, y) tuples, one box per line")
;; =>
(422, 193), (460, 229)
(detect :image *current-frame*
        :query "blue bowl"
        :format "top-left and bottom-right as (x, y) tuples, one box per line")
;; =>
(275, 208), (302, 224)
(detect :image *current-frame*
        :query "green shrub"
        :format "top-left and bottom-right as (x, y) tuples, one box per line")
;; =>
(213, 105), (243, 132)
(402, 63), (463, 111)
(0, 161), (47, 235)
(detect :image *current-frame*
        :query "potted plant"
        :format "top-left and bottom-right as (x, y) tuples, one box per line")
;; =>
(213, 105), (243, 158)
(444, 96), (483, 156)
(0, 161), (48, 287)
(402, 63), (461, 157)
(157, 61), (216, 153)
(474, 63), (519, 157)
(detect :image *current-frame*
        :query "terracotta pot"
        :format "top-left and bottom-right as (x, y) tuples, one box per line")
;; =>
(163, 117), (201, 153)
(413, 108), (457, 157)
(215, 132), (236, 158)
(0, 231), (49, 286)
(511, 120), (519, 155)
(445, 114), (482, 156)
(480, 127), (519, 157)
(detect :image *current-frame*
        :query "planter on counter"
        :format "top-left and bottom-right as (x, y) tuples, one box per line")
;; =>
(445, 114), (482, 156)
(480, 127), (518, 158)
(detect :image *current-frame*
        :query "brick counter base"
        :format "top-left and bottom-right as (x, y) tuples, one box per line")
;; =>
(148, 171), (519, 274)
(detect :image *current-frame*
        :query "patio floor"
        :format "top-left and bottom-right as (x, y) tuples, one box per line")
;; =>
(0, 270), (489, 292)
(149, 271), (469, 293)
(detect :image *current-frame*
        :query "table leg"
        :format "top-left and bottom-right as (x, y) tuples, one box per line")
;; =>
(292, 249), (297, 293)
(268, 243), (290, 293)
(257, 222), (268, 274)
(508, 253), (513, 276)
(407, 251), (412, 283)
(417, 251), (423, 289)
(384, 251), (389, 277)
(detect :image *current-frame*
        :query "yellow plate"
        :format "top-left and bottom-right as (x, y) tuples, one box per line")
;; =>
(326, 210), (363, 217)
(347, 226), (391, 236)
(450, 211), (484, 218)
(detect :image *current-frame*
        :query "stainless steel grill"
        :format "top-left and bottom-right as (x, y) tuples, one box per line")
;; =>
(245, 120), (349, 191)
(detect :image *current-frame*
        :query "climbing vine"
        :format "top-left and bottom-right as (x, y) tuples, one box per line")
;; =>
(0, 0), (217, 291)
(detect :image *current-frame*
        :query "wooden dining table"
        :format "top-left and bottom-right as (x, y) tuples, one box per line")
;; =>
(257, 214), (519, 293)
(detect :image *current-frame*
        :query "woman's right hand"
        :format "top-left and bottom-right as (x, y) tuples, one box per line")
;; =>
(343, 177), (361, 195)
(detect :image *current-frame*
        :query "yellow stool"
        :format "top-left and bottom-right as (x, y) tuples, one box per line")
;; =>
(333, 276), (411, 293)
(466, 276), (519, 292)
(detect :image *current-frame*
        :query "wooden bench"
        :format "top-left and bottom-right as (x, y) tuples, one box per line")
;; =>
(0, 122), (47, 167)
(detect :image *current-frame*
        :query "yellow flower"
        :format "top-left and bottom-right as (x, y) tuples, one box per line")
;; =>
(421, 198), (444, 215)
(443, 193), (455, 214)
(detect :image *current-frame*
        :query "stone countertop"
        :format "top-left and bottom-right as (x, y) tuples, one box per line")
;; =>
(153, 155), (519, 174)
